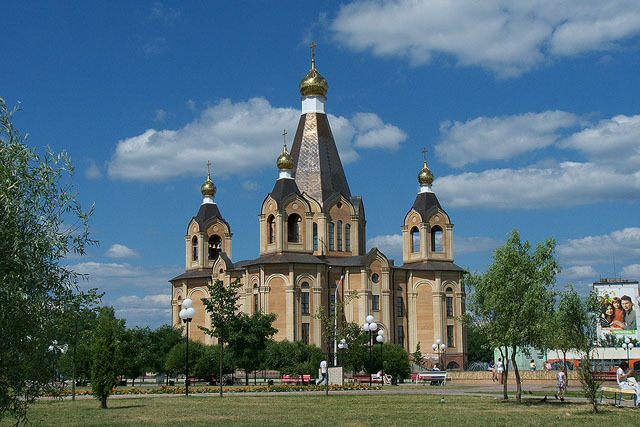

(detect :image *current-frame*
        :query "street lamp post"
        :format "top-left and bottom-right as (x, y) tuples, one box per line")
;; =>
(179, 299), (196, 397)
(47, 341), (68, 386)
(337, 338), (348, 366)
(376, 330), (385, 386)
(431, 340), (446, 370)
(622, 337), (634, 365)
(333, 275), (345, 366)
(362, 315), (378, 387)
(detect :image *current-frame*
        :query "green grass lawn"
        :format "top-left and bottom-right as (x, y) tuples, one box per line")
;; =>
(4, 393), (639, 426)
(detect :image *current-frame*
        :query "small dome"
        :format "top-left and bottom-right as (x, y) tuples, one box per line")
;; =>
(201, 173), (216, 198)
(299, 65), (328, 97)
(277, 143), (294, 171)
(418, 160), (434, 186)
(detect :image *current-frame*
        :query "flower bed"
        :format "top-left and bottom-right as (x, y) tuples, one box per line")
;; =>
(43, 383), (380, 397)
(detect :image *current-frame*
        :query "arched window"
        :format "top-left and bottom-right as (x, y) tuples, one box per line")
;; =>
(431, 225), (443, 252)
(345, 224), (351, 252)
(337, 220), (343, 251)
(301, 281), (310, 314)
(411, 227), (419, 253)
(253, 284), (259, 313)
(446, 361), (460, 370)
(445, 287), (454, 317)
(313, 223), (318, 251)
(329, 222), (335, 250)
(267, 215), (275, 244)
(191, 236), (198, 261)
(208, 234), (222, 261)
(287, 214), (301, 243)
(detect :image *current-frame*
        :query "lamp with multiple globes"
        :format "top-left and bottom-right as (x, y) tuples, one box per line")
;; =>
(432, 339), (446, 370)
(179, 298), (196, 396)
(362, 315), (378, 387)
(622, 337), (634, 365)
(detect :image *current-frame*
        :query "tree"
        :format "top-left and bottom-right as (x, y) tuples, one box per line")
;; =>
(200, 278), (243, 396)
(91, 307), (117, 409)
(577, 291), (604, 414)
(118, 327), (151, 386)
(466, 324), (493, 364)
(0, 98), (96, 423)
(264, 340), (324, 379)
(148, 325), (183, 384)
(373, 343), (411, 381)
(227, 312), (278, 385)
(164, 340), (206, 380)
(552, 285), (590, 374)
(465, 230), (559, 403)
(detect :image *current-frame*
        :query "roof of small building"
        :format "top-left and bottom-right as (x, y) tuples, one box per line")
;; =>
(410, 191), (447, 222)
(169, 268), (212, 282)
(396, 260), (465, 272)
(190, 203), (229, 233)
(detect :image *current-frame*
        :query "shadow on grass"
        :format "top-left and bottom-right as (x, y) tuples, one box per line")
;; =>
(107, 405), (145, 410)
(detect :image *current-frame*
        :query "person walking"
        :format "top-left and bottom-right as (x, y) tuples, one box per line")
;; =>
(555, 367), (567, 401)
(317, 359), (327, 385)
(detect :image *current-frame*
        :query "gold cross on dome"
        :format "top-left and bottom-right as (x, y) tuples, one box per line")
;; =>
(206, 160), (211, 175)
(309, 41), (317, 60)
(282, 129), (288, 149)
(422, 147), (428, 162)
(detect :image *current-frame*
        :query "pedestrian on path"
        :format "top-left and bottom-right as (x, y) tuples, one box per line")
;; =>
(317, 359), (327, 385)
(555, 367), (567, 401)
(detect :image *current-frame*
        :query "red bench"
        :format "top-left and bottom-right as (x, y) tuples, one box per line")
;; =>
(594, 371), (617, 382)
(281, 374), (311, 384)
(353, 374), (381, 383)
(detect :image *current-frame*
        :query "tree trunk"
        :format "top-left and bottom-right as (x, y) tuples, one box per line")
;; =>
(101, 395), (108, 409)
(219, 331), (224, 397)
(511, 346), (522, 404)
(245, 371), (249, 386)
(563, 351), (569, 387)
(500, 347), (508, 400)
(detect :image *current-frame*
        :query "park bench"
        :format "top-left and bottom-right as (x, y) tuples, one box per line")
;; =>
(412, 372), (448, 386)
(600, 386), (637, 406)
(353, 374), (382, 383)
(281, 374), (311, 384)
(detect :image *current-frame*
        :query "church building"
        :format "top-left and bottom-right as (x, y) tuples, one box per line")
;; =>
(169, 47), (467, 369)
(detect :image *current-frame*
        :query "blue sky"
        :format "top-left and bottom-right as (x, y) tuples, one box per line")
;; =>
(3, 1), (640, 328)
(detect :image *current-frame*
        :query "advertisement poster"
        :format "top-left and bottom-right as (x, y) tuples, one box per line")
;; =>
(596, 284), (640, 341)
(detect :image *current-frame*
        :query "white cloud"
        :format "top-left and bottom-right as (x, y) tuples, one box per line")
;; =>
(560, 114), (640, 173)
(557, 228), (640, 266)
(64, 261), (182, 327)
(453, 236), (503, 255)
(435, 161), (640, 209)
(242, 181), (258, 191)
(352, 112), (407, 150)
(331, 0), (640, 77)
(560, 265), (599, 281)
(143, 36), (167, 56)
(436, 111), (580, 167)
(108, 97), (405, 181)
(367, 234), (403, 260)
(153, 109), (170, 122)
(621, 264), (640, 279)
(85, 158), (103, 179)
(186, 99), (197, 112)
(105, 244), (139, 259)
(149, 2), (181, 25)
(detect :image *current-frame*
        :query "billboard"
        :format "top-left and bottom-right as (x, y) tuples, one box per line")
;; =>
(596, 283), (639, 341)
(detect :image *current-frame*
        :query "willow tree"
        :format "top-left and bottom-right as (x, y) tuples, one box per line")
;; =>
(0, 98), (96, 422)
(466, 230), (559, 403)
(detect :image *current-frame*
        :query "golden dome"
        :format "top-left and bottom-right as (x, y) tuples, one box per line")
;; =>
(299, 66), (328, 97)
(418, 160), (434, 186)
(277, 142), (294, 171)
(299, 42), (328, 97)
(201, 170), (216, 198)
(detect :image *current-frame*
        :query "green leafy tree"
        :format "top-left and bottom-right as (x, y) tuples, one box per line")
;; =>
(91, 307), (118, 409)
(466, 324), (494, 364)
(411, 342), (427, 370)
(577, 291), (604, 414)
(264, 340), (324, 379)
(552, 284), (590, 374)
(148, 325), (183, 384)
(0, 98), (96, 422)
(227, 312), (278, 385)
(118, 327), (151, 386)
(164, 340), (206, 381)
(192, 344), (234, 380)
(372, 343), (411, 381)
(465, 230), (559, 403)
(200, 278), (243, 396)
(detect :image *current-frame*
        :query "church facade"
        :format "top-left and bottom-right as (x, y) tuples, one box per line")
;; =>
(169, 50), (467, 369)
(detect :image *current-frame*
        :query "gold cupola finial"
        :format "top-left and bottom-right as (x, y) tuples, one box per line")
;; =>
(299, 41), (328, 97)
(418, 147), (434, 186)
(201, 160), (217, 198)
(276, 129), (294, 171)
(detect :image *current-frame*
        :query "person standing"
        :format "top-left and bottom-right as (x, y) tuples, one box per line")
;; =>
(488, 361), (497, 382)
(621, 296), (637, 330)
(317, 359), (327, 385)
(617, 361), (640, 406)
(530, 359), (537, 371)
(496, 358), (504, 384)
(555, 367), (567, 401)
